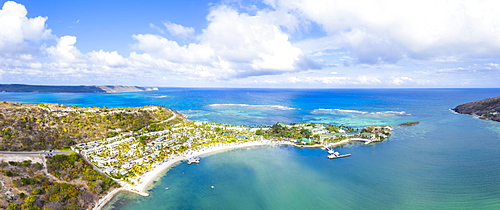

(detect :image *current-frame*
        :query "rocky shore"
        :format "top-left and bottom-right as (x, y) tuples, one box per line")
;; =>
(452, 96), (500, 122)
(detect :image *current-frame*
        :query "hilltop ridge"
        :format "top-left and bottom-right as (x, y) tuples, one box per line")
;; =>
(0, 84), (158, 93)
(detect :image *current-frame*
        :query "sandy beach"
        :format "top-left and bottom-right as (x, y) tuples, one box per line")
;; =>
(93, 139), (364, 209)
(93, 141), (281, 210)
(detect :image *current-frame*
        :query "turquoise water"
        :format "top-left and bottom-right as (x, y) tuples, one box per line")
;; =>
(1, 88), (499, 209)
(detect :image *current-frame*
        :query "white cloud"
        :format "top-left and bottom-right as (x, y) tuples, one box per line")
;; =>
(356, 75), (381, 84)
(288, 76), (350, 84)
(132, 34), (214, 64)
(1, 1), (499, 88)
(0, 1), (52, 55)
(267, 0), (500, 64)
(45, 35), (84, 63)
(129, 5), (311, 78)
(199, 6), (306, 75)
(163, 21), (195, 38)
(88, 50), (127, 67)
(390, 76), (413, 85)
(149, 23), (164, 34)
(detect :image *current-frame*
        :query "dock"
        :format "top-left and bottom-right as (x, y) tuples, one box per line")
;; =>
(187, 157), (200, 165)
(326, 149), (351, 159)
(328, 153), (351, 159)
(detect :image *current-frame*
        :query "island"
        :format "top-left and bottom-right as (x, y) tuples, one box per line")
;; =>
(0, 84), (158, 93)
(452, 96), (500, 122)
(0, 102), (400, 209)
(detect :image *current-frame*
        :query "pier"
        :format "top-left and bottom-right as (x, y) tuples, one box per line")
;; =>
(328, 153), (351, 159)
(326, 148), (352, 159)
(187, 157), (200, 165)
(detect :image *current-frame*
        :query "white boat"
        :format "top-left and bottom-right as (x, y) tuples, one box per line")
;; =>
(327, 149), (335, 154)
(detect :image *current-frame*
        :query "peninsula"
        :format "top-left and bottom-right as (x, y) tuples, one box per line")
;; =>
(452, 96), (500, 122)
(0, 102), (398, 209)
(0, 84), (158, 93)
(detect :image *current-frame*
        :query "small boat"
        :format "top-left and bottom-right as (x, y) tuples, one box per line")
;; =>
(327, 148), (335, 154)
(165, 186), (171, 190)
(211, 185), (215, 189)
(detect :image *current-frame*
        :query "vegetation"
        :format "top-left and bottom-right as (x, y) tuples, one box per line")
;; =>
(256, 122), (356, 144)
(46, 153), (119, 195)
(0, 102), (188, 151)
(0, 154), (118, 209)
(397, 121), (420, 126)
(453, 96), (500, 122)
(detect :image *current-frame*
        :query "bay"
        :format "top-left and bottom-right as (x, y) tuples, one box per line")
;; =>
(1, 88), (499, 209)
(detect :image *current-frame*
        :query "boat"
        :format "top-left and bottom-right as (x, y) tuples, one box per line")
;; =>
(211, 185), (215, 189)
(327, 148), (335, 154)
(165, 186), (171, 190)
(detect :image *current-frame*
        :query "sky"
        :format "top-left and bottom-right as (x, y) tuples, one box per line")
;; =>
(1, 0), (500, 88)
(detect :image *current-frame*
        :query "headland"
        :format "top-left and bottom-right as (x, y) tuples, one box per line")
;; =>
(452, 96), (500, 122)
(0, 84), (158, 93)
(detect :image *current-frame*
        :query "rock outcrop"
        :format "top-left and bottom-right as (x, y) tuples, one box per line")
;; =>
(452, 96), (500, 122)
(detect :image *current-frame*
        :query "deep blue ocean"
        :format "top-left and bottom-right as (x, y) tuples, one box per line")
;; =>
(2, 88), (499, 209)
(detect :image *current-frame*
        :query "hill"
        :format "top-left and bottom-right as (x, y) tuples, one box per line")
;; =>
(0, 84), (158, 93)
(0, 102), (190, 151)
(452, 96), (500, 122)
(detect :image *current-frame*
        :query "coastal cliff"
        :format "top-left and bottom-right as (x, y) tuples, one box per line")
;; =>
(0, 84), (158, 93)
(452, 96), (500, 122)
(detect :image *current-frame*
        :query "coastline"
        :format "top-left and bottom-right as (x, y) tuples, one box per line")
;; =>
(93, 139), (369, 210)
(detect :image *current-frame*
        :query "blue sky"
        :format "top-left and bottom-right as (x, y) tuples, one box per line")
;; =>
(1, 0), (500, 88)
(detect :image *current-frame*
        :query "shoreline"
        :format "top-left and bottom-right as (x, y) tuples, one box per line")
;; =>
(93, 139), (370, 210)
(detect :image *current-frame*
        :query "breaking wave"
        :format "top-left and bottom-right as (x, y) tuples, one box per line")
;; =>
(207, 104), (298, 111)
(311, 108), (411, 116)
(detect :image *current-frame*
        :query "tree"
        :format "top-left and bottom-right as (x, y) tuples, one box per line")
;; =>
(24, 195), (37, 206)
(7, 203), (18, 210)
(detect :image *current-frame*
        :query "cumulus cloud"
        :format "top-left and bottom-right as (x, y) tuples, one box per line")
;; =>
(199, 6), (307, 76)
(2, 0), (499, 87)
(266, 0), (500, 64)
(45, 36), (84, 63)
(163, 21), (195, 38)
(130, 5), (312, 78)
(0, 1), (52, 55)
(0, 1), (314, 84)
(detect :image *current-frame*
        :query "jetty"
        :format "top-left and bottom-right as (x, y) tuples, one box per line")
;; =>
(326, 149), (351, 159)
(328, 153), (351, 159)
(187, 157), (200, 165)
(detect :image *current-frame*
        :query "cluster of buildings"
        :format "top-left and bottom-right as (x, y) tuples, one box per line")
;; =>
(73, 121), (392, 185)
(73, 122), (261, 185)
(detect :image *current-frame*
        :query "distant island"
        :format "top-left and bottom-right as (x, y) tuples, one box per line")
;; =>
(0, 84), (158, 93)
(452, 96), (500, 122)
